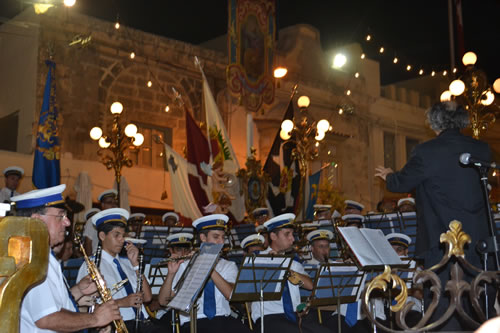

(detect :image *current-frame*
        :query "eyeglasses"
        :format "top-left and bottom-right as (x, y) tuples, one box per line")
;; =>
(42, 212), (68, 221)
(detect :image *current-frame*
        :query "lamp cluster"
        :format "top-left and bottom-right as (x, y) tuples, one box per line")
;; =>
(89, 102), (144, 147)
(439, 52), (500, 138)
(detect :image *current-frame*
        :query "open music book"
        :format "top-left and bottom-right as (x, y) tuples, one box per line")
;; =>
(338, 227), (403, 269)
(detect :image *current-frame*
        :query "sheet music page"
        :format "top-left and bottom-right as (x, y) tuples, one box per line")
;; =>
(337, 227), (381, 267)
(168, 243), (223, 313)
(360, 228), (403, 266)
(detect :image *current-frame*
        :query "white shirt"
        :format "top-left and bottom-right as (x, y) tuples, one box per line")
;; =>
(172, 257), (238, 325)
(82, 218), (99, 254)
(77, 250), (148, 320)
(250, 248), (306, 322)
(20, 252), (75, 333)
(0, 187), (19, 203)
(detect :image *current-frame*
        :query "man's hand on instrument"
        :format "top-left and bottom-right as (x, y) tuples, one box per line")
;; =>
(375, 166), (394, 181)
(71, 274), (97, 300)
(121, 292), (144, 308)
(92, 300), (121, 327)
(125, 242), (139, 267)
(77, 295), (95, 307)
(97, 325), (112, 333)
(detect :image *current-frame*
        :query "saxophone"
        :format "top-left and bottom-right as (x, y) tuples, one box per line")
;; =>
(75, 235), (129, 333)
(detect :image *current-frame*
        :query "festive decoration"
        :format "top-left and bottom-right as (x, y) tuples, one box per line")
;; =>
(227, 0), (276, 112)
(237, 148), (271, 214)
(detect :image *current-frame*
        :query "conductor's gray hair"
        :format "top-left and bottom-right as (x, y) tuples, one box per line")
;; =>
(426, 101), (470, 132)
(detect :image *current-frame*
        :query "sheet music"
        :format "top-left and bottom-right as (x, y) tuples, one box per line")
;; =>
(168, 243), (223, 313)
(338, 227), (402, 268)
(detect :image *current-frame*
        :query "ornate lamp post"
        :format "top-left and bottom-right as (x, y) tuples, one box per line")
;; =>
(280, 95), (332, 218)
(440, 51), (500, 139)
(89, 101), (144, 204)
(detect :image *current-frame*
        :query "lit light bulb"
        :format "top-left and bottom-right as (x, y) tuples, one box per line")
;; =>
(130, 52), (135, 59)
(493, 171), (497, 177)
(110, 101), (123, 114)
(273, 67), (288, 78)
(366, 34), (371, 41)
(354, 72), (359, 78)
(332, 53), (347, 69)
(89, 127), (102, 140)
(147, 80), (152, 88)
(315, 142), (319, 147)
(99, 137), (110, 148)
(431, 71), (436, 76)
(281, 119), (294, 132)
(440, 90), (452, 102)
(346, 90), (351, 96)
(481, 90), (495, 106)
(338, 108), (344, 115)
(165, 105), (170, 112)
(315, 131), (326, 141)
(280, 129), (291, 140)
(462, 51), (477, 66)
(393, 57), (398, 64)
(443, 70), (447, 76)
(493, 78), (500, 93)
(297, 96), (310, 109)
(360, 53), (366, 59)
(406, 65), (411, 71)
(124, 124), (138, 137)
(317, 119), (330, 132)
(452, 68), (457, 73)
(419, 69), (424, 75)
(449, 79), (465, 96)
(63, 0), (76, 7)
(379, 47), (384, 53)
(115, 22), (120, 29)
(133, 133), (144, 146)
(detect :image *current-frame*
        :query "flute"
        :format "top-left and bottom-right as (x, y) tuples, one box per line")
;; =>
(135, 253), (144, 333)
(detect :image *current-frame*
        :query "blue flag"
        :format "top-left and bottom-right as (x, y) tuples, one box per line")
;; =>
(305, 170), (322, 220)
(33, 60), (60, 189)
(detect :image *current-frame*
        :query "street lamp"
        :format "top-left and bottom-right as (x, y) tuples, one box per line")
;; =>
(280, 95), (331, 217)
(89, 101), (143, 204)
(440, 51), (500, 138)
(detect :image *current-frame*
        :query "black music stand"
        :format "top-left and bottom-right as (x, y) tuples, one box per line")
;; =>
(231, 254), (293, 333)
(167, 243), (224, 333)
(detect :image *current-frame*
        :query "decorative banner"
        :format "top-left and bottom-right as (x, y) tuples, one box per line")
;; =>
(227, 0), (276, 112)
(33, 60), (61, 189)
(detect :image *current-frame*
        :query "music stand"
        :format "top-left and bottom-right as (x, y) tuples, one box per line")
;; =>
(305, 263), (365, 333)
(167, 243), (224, 333)
(231, 254), (293, 333)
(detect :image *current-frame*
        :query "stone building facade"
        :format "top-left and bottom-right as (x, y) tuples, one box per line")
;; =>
(0, 7), (442, 219)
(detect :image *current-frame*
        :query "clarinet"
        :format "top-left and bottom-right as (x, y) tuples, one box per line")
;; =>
(75, 235), (128, 333)
(135, 253), (144, 333)
(88, 244), (102, 314)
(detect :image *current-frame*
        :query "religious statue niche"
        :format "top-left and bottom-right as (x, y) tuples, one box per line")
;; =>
(237, 148), (271, 214)
(227, 0), (276, 112)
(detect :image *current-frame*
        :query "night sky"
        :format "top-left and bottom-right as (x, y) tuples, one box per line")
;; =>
(1, 0), (499, 85)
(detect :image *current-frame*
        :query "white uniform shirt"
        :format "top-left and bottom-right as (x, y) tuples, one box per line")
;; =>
(250, 248), (306, 322)
(82, 218), (99, 254)
(172, 257), (238, 325)
(20, 252), (75, 333)
(0, 187), (19, 203)
(76, 250), (147, 320)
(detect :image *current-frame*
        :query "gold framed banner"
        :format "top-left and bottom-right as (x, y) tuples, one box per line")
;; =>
(227, 0), (276, 112)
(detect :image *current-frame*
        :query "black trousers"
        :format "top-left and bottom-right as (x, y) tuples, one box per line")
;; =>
(124, 319), (164, 333)
(254, 313), (330, 333)
(180, 316), (252, 333)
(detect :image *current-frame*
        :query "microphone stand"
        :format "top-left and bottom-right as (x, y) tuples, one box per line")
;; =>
(476, 166), (500, 319)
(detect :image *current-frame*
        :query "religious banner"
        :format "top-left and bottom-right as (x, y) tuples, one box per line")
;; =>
(227, 0), (276, 112)
(33, 60), (61, 189)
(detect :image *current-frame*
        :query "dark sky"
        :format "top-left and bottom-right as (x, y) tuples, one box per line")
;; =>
(1, 0), (499, 85)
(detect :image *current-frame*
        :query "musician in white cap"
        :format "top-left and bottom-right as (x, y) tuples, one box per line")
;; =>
(250, 213), (329, 333)
(82, 207), (101, 255)
(82, 189), (119, 256)
(162, 211), (180, 227)
(77, 208), (163, 332)
(341, 214), (365, 228)
(397, 197), (416, 213)
(304, 229), (334, 265)
(158, 214), (252, 333)
(167, 232), (194, 258)
(12, 185), (120, 332)
(128, 212), (146, 237)
(241, 234), (265, 255)
(251, 207), (270, 225)
(0, 166), (24, 203)
(344, 200), (364, 215)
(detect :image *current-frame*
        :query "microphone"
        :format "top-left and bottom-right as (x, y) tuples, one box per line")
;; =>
(459, 153), (500, 169)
